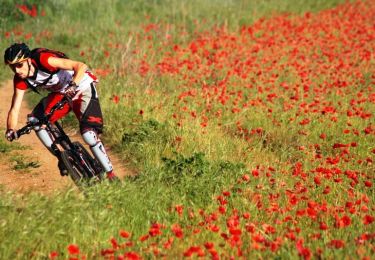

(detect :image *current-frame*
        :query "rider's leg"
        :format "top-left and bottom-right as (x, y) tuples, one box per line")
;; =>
(30, 93), (70, 176)
(82, 130), (115, 176)
(73, 83), (117, 180)
(30, 92), (70, 153)
(33, 124), (54, 154)
(32, 125), (68, 175)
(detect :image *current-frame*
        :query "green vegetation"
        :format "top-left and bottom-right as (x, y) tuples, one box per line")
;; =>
(0, 0), (348, 80)
(11, 154), (40, 170)
(1, 0), (373, 259)
(0, 134), (14, 154)
(0, 129), (39, 171)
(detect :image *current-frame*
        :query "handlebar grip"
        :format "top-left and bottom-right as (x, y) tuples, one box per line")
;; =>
(16, 124), (32, 137)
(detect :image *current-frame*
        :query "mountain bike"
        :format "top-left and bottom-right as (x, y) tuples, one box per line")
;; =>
(16, 97), (104, 186)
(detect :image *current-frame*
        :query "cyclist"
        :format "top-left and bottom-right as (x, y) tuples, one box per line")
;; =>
(4, 43), (118, 181)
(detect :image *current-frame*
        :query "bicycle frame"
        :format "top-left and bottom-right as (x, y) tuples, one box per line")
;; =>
(18, 98), (72, 152)
(17, 97), (101, 180)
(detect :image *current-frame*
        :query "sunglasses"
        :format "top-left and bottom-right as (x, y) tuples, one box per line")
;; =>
(9, 61), (25, 71)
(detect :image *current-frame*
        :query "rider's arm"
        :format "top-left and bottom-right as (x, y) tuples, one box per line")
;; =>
(7, 88), (26, 130)
(47, 57), (88, 86)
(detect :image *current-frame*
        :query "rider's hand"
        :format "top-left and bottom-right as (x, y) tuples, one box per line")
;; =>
(5, 129), (18, 142)
(65, 81), (78, 99)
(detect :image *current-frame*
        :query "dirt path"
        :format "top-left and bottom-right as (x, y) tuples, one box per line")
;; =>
(0, 81), (130, 194)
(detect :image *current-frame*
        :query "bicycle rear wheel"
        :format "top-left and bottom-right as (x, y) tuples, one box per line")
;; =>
(60, 150), (94, 185)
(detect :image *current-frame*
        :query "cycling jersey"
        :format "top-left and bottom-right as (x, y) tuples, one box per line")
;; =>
(13, 48), (97, 93)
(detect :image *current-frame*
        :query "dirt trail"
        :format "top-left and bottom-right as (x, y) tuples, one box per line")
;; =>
(0, 81), (130, 194)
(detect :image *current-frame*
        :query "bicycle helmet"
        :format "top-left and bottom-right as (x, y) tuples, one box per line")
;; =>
(4, 43), (30, 65)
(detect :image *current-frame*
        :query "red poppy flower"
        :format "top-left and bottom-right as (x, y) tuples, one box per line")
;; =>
(49, 251), (58, 259)
(363, 215), (374, 225)
(119, 230), (131, 238)
(328, 239), (345, 249)
(67, 244), (80, 255)
(171, 223), (184, 238)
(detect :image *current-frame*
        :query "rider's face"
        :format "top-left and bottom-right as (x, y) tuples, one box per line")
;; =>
(9, 59), (30, 78)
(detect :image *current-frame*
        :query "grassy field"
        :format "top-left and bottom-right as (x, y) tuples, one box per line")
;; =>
(0, 0), (374, 259)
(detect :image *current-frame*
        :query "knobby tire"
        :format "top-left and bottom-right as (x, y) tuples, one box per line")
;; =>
(72, 142), (103, 179)
(60, 151), (96, 187)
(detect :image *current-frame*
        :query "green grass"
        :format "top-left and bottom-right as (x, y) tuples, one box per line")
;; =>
(0, 0), (348, 80)
(0, 129), (40, 171)
(10, 154), (40, 170)
(1, 0), (373, 259)
(0, 129), (26, 157)
(0, 134), (14, 154)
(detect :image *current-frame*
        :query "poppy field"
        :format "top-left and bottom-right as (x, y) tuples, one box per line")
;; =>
(0, 0), (374, 259)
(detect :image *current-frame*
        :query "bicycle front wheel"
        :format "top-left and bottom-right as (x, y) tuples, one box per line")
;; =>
(72, 142), (103, 179)
(60, 150), (92, 185)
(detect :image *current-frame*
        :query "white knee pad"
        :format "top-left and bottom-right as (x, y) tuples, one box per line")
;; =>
(27, 115), (55, 155)
(82, 130), (113, 172)
(35, 128), (55, 154)
(82, 130), (98, 147)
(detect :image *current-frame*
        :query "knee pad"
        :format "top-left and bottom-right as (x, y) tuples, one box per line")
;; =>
(35, 128), (52, 144)
(82, 130), (113, 172)
(27, 115), (57, 155)
(82, 130), (99, 147)
(27, 115), (41, 131)
(35, 128), (55, 155)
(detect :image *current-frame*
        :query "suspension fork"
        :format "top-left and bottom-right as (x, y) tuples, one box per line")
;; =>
(51, 121), (74, 151)
(42, 124), (63, 160)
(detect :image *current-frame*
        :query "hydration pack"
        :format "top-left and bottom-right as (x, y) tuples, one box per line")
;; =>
(28, 48), (69, 94)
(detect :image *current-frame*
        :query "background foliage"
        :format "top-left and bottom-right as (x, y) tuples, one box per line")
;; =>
(1, 0), (374, 259)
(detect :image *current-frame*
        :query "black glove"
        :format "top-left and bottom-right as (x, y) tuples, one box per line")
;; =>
(65, 81), (78, 99)
(5, 129), (18, 142)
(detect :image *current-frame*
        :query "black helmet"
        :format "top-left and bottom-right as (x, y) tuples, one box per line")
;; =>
(4, 43), (30, 64)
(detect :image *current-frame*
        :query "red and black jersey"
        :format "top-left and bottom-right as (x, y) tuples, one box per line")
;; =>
(14, 48), (97, 93)
(30, 48), (68, 72)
